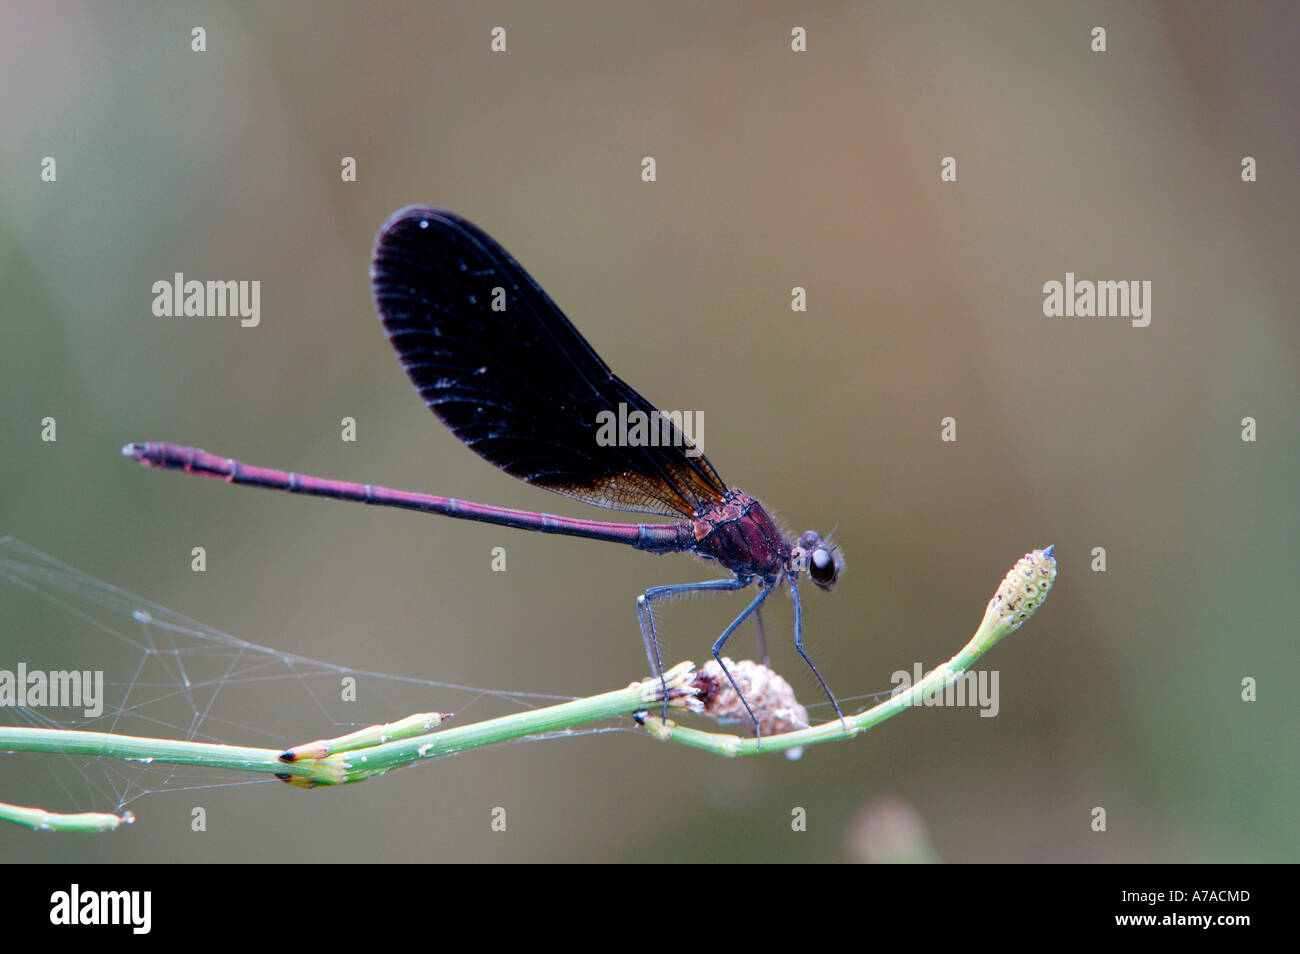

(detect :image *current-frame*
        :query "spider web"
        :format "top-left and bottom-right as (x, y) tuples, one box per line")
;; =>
(0, 537), (620, 820)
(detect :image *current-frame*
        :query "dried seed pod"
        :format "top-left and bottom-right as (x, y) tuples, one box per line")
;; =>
(693, 658), (810, 737)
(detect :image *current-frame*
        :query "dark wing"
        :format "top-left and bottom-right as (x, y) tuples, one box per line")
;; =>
(369, 206), (728, 517)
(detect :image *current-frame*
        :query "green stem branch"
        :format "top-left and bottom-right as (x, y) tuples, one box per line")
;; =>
(1, 548), (1055, 831)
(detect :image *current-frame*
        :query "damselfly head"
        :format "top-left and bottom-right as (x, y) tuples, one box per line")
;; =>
(792, 529), (844, 590)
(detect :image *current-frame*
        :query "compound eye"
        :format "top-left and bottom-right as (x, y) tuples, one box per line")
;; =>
(809, 547), (837, 586)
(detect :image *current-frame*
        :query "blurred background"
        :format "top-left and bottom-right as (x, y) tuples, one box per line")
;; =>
(1, 1), (1295, 862)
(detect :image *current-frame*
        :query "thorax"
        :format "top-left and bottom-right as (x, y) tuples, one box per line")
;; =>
(687, 489), (789, 581)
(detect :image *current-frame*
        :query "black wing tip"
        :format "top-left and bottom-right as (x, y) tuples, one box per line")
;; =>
(373, 205), (488, 251)
(373, 206), (448, 262)
(370, 207), (500, 293)
(378, 204), (452, 235)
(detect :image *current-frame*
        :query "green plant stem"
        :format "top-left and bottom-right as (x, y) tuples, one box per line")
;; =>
(318, 661), (696, 783)
(0, 801), (132, 833)
(0, 727), (344, 784)
(640, 601), (1011, 756)
(0, 661), (697, 828)
(0, 600), (1006, 794)
(1, 546), (1055, 830)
